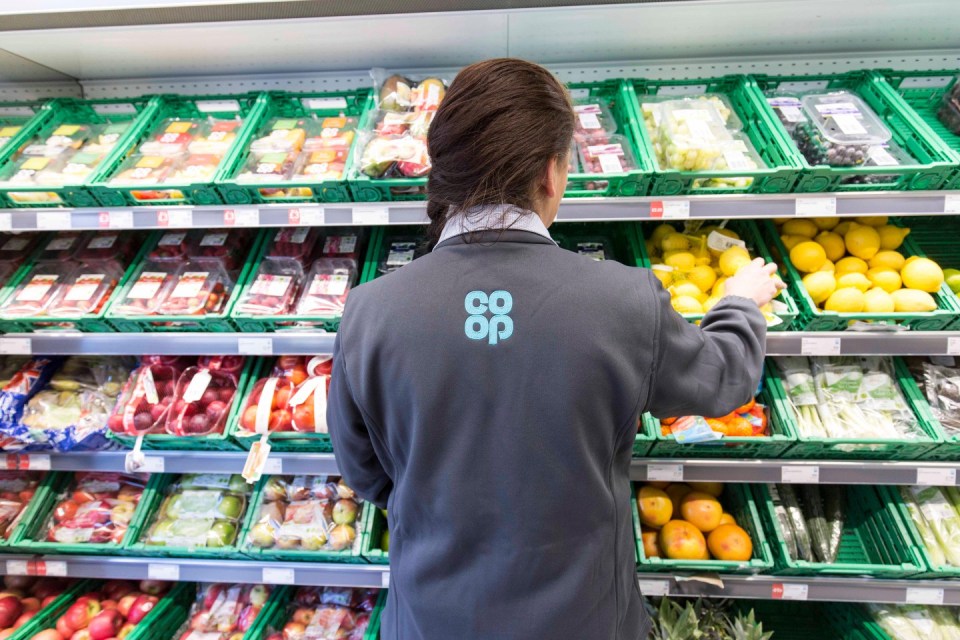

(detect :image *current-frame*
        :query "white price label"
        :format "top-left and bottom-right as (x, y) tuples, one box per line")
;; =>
(353, 206), (389, 225)
(5, 561), (27, 575)
(637, 579), (670, 596)
(0, 338), (31, 355)
(943, 195), (960, 214)
(779, 584), (809, 600)
(141, 456), (165, 473)
(36, 211), (72, 230)
(103, 211), (134, 229)
(647, 463), (683, 482)
(264, 457), (283, 474)
(290, 207), (324, 226)
(781, 465), (820, 483)
(225, 208), (260, 226)
(0, 213), (11, 231)
(44, 561), (67, 577)
(917, 467), (956, 486)
(801, 337), (841, 356)
(948, 337), (960, 356)
(238, 337), (274, 355)
(148, 563), (180, 581)
(160, 209), (194, 227)
(906, 588), (944, 605)
(381, 571), (390, 588)
(262, 567), (296, 584)
(303, 97), (348, 110)
(795, 197), (837, 217)
(25, 454), (50, 470)
(650, 200), (690, 220)
(196, 100), (241, 113)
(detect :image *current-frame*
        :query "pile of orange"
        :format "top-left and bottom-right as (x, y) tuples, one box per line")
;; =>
(659, 397), (767, 438)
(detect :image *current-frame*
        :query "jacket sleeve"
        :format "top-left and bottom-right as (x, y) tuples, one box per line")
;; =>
(643, 271), (767, 419)
(327, 331), (393, 510)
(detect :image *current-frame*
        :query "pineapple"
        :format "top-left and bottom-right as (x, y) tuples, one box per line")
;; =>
(727, 610), (773, 640)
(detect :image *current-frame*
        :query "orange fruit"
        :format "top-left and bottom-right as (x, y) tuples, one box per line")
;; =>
(680, 491), (724, 533)
(707, 524), (753, 561)
(640, 526), (660, 559)
(637, 486), (672, 528)
(658, 520), (708, 560)
(688, 482), (724, 498)
(664, 484), (692, 506)
(718, 513), (736, 526)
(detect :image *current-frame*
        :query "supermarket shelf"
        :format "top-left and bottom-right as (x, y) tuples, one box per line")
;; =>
(3, 191), (960, 232)
(7, 450), (339, 475)
(1, 332), (957, 357)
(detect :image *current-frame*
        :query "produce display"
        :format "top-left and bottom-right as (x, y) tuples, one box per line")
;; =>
(0, 472), (42, 541)
(262, 586), (379, 640)
(643, 221), (786, 325)
(375, 237), (420, 276)
(0, 234), (40, 264)
(235, 114), (358, 198)
(108, 117), (243, 201)
(775, 356), (926, 440)
(31, 579), (171, 640)
(867, 603), (960, 638)
(112, 260), (232, 319)
(657, 394), (769, 441)
(905, 356), (960, 436)
(766, 483), (844, 564)
(639, 94), (762, 189)
(358, 74), (446, 180)
(899, 485), (960, 568)
(246, 475), (361, 553)
(237, 356), (331, 436)
(0, 122), (131, 204)
(141, 473), (250, 549)
(636, 482), (754, 562)
(108, 356), (244, 438)
(645, 598), (771, 640)
(938, 77), (960, 135)
(175, 583), (270, 640)
(773, 216), (946, 314)
(149, 229), (254, 274)
(31, 472), (146, 545)
(0, 577), (72, 639)
(767, 90), (916, 183)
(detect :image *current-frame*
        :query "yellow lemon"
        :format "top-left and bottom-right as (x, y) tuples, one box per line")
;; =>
(878, 225), (910, 251)
(854, 215), (888, 227)
(650, 223), (677, 248)
(688, 265), (718, 293)
(671, 295), (704, 314)
(819, 260), (836, 273)
(661, 233), (690, 252)
(835, 256), (869, 275)
(782, 219), (819, 238)
(868, 250), (906, 272)
(864, 288), (895, 313)
(891, 289), (937, 312)
(780, 234), (808, 251)
(905, 255), (922, 265)
(703, 296), (720, 312)
(802, 271), (836, 304)
(814, 231), (846, 262)
(664, 251), (697, 272)
(712, 277), (728, 297)
(670, 281), (708, 303)
(901, 257), (944, 293)
(789, 241), (827, 273)
(866, 268), (902, 293)
(812, 217), (840, 230)
(825, 287), (866, 313)
(844, 224), (881, 260)
(651, 266), (673, 286)
(719, 246), (752, 277)
(836, 272), (872, 293)
(644, 239), (658, 258)
(833, 221), (855, 237)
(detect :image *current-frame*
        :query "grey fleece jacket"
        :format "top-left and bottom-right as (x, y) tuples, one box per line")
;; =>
(328, 229), (766, 640)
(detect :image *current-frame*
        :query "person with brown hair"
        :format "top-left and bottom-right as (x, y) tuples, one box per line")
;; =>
(329, 58), (783, 639)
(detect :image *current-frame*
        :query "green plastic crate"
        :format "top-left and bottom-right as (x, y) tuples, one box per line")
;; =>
(240, 474), (367, 563)
(770, 358), (944, 460)
(753, 484), (926, 577)
(883, 70), (960, 189)
(551, 220), (642, 264)
(634, 219), (799, 329)
(228, 357), (333, 452)
(104, 229), (265, 333)
(0, 97), (155, 208)
(891, 357), (957, 462)
(752, 71), (957, 192)
(91, 92), (265, 207)
(229, 227), (372, 333)
(217, 89), (373, 205)
(361, 225), (426, 282)
(632, 482), (774, 574)
(128, 473), (260, 559)
(0, 470), (54, 549)
(627, 75), (802, 195)
(761, 219), (958, 331)
(0, 231), (153, 333)
(896, 215), (960, 330)
(255, 585), (385, 640)
(741, 601), (884, 640)
(7, 580), (97, 640)
(360, 503), (389, 565)
(107, 355), (255, 451)
(10, 471), (163, 555)
(883, 484), (960, 579)
(0, 100), (52, 157)
(644, 372), (798, 458)
(241, 585), (293, 640)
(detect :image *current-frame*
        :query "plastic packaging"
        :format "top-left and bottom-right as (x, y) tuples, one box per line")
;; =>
(144, 473), (250, 548)
(108, 360), (188, 436)
(0, 234), (38, 263)
(73, 231), (128, 263)
(47, 260), (124, 317)
(801, 92), (892, 146)
(0, 472), (41, 540)
(576, 134), (639, 174)
(112, 261), (181, 316)
(236, 258), (304, 316)
(175, 583), (272, 640)
(572, 99), (618, 138)
(319, 231), (362, 260)
(0, 357), (62, 431)
(0, 262), (72, 317)
(155, 261), (232, 316)
(266, 227), (321, 261)
(294, 258), (356, 316)
(237, 356), (330, 436)
(36, 232), (85, 262)
(359, 127), (431, 178)
(564, 236), (614, 261)
(921, 360), (960, 435)
(376, 73), (447, 113)
(937, 90), (960, 135)
(377, 238), (419, 275)
(262, 586), (378, 640)
(164, 360), (241, 437)
(38, 472), (146, 545)
(247, 475), (361, 552)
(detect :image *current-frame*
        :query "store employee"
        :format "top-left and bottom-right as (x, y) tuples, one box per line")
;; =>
(329, 58), (783, 639)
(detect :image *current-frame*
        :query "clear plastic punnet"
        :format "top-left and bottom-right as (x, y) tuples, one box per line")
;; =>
(237, 356), (330, 436)
(261, 586), (379, 640)
(577, 134), (639, 174)
(175, 583), (272, 640)
(237, 258), (304, 316)
(155, 261), (232, 316)
(266, 227), (321, 262)
(0, 262), (73, 318)
(294, 258), (356, 316)
(164, 359), (241, 437)
(572, 99), (618, 138)
(0, 471), (41, 540)
(112, 261), (181, 316)
(143, 473), (250, 549)
(47, 261), (124, 317)
(801, 92), (893, 146)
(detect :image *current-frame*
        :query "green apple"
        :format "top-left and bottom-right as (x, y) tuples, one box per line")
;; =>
(217, 495), (244, 520)
(332, 500), (357, 525)
(207, 521), (236, 547)
(944, 268), (960, 294)
(380, 530), (390, 552)
(327, 524), (356, 551)
(248, 522), (276, 547)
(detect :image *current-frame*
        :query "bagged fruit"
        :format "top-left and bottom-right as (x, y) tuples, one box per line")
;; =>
(149, 231), (191, 261)
(144, 473), (249, 548)
(376, 72), (446, 113)
(46, 261), (124, 318)
(247, 475), (361, 553)
(572, 98), (618, 139)
(238, 375), (297, 435)
(263, 585), (378, 640)
(73, 231), (135, 264)
(319, 232), (361, 260)
(265, 227), (320, 261)
(112, 261), (180, 316)
(290, 358), (332, 434)
(294, 258), (356, 316)
(156, 261), (232, 317)
(37, 472), (146, 545)
(108, 359), (191, 437)
(237, 356), (327, 436)
(176, 583), (271, 640)
(0, 472), (41, 540)
(164, 359), (241, 437)
(236, 258), (304, 316)
(576, 134), (638, 175)
(0, 357), (62, 431)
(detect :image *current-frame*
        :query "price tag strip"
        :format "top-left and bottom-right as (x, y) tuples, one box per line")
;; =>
(781, 465), (820, 483)
(6, 560), (67, 576)
(905, 587), (944, 605)
(795, 197), (837, 217)
(646, 463), (684, 482)
(916, 467), (957, 486)
(801, 337), (841, 356)
(637, 579), (670, 596)
(4, 454), (50, 470)
(353, 206), (389, 225)
(238, 337), (274, 355)
(148, 563), (180, 581)
(772, 583), (808, 600)
(262, 567), (296, 584)
(650, 200), (690, 220)
(0, 337), (31, 355)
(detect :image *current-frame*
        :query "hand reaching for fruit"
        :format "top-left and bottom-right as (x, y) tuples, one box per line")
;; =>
(723, 258), (785, 308)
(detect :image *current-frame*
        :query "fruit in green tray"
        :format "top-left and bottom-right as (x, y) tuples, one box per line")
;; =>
(207, 521), (237, 547)
(381, 530), (390, 552)
(945, 268), (960, 294)
(248, 521), (277, 547)
(332, 499), (358, 525)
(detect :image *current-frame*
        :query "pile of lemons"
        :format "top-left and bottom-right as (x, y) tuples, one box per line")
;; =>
(776, 216), (944, 313)
(646, 222), (777, 319)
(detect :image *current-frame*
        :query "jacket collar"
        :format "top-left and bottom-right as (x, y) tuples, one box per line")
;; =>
(434, 228), (558, 250)
(433, 204), (556, 251)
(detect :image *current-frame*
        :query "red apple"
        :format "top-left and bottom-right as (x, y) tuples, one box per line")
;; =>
(188, 612), (209, 631)
(0, 628), (13, 640)
(116, 596), (137, 619)
(64, 599), (101, 631)
(31, 629), (63, 640)
(21, 598), (40, 613)
(14, 612), (34, 628)
(126, 595), (156, 624)
(0, 596), (23, 628)
(137, 581), (165, 597)
(54, 501), (78, 524)
(282, 622), (304, 640)
(88, 610), (122, 640)
(116, 624), (135, 640)
(236, 606), (258, 632)
(100, 601), (117, 612)
(265, 633), (282, 640)
(41, 596), (58, 608)
(70, 630), (91, 640)
(56, 617), (75, 638)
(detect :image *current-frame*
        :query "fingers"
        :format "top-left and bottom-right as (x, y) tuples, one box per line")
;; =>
(761, 261), (778, 276)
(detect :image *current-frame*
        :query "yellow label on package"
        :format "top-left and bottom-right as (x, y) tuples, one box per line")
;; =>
(21, 157), (50, 171)
(137, 156), (164, 169)
(53, 125), (81, 136)
(165, 121), (193, 134)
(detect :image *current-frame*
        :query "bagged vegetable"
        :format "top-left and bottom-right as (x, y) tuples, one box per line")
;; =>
(901, 485), (960, 567)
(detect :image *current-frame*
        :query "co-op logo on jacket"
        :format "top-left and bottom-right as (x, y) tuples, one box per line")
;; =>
(464, 290), (513, 345)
